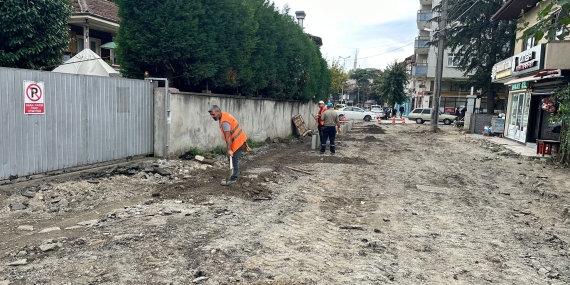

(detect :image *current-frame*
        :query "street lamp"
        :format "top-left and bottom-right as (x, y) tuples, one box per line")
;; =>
(338, 56), (350, 102)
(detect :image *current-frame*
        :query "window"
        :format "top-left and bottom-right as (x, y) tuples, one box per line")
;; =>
(522, 36), (535, 52)
(447, 54), (460, 67)
(421, 109), (431, 114)
(76, 36), (101, 55)
(412, 109), (422, 114)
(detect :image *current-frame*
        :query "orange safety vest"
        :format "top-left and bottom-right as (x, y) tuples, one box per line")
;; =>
(219, 112), (247, 152)
(317, 107), (326, 126)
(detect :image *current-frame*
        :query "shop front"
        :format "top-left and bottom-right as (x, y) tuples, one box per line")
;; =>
(492, 43), (568, 147)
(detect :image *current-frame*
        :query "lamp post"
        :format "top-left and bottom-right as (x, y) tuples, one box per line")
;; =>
(338, 56), (350, 102)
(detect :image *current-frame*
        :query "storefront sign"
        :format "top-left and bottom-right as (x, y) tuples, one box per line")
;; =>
(512, 44), (545, 76)
(491, 57), (513, 82)
(511, 81), (527, 91)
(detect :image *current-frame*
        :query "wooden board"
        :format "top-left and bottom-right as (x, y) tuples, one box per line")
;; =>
(292, 114), (311, 137)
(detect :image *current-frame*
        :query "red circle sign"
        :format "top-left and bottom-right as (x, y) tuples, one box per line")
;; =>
(26, 84), (42, 101)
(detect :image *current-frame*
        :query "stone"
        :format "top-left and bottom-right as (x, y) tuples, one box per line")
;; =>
(8, 259), (28, 266)
(77, 219), (99, 226)
(39, 227), (61, 234)
(192, 276), (209, 283)
(9, 204), (27, 211)
(538, 268), (549, 275)
(154, 167), (171, 176)
(39, 244), (58, 252)
(17, 251), (27, 257)
(87, 179), (99, 184)
(383, 218), (391, 222)
(195, 155), (205, 161)
(17, 225), (34, 231)
(65, 226), (83, 230)
(0, 280), (10, 285)
(144, 167), (155, 173)
(21, 191), (36, 198)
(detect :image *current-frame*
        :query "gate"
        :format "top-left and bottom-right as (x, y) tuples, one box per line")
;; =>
(0, 67), (154, 180)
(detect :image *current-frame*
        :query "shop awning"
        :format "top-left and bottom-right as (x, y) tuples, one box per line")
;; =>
(504, 70), (564, 85)
(503, 76), (537, 85)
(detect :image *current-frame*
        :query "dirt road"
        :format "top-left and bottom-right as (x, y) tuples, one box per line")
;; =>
(1, 122), (569, 285)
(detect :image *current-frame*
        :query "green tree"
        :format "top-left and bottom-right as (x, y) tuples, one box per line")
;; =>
(350, 68), (380, 104)
(329, 59), (349, 101)
(518, 0), (570, 42)
(116, 0), (329, 101)
(0, 0), (72, 69)
(374, 60), (409, 106)
(433, 0), (517, 114)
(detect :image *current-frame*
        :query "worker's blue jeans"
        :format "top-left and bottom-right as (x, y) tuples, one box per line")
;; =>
(320, 126), (336, 153)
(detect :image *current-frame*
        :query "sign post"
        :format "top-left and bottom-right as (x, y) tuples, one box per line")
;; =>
(24, 81), (45, 115)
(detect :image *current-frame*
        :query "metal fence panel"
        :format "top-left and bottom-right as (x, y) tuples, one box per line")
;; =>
(0, 67), (154, 180)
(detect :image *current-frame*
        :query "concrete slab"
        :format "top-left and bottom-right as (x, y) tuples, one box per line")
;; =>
(482, 136), (543, 158)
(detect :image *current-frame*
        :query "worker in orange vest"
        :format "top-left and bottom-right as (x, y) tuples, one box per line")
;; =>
(208, 105), (248, 186)
(315, 100), (327, 137)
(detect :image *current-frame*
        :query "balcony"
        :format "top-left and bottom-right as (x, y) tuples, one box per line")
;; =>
(414, 36), (430, 54)
(412, 63), (428, 77)
(417, 10), (433, 29)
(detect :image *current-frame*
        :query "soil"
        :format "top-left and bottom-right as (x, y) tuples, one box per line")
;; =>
(1, 122), (570, 285)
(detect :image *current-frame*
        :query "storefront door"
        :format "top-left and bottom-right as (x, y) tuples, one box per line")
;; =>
(506, 92), (531, 143)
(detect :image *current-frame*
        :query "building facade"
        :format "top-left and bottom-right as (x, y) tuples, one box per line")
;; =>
(492, 0), (569, 147)
(412, 0), (501, 114)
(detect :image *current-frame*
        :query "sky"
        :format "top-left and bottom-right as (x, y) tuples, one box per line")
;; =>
(270, 0), (419, 71)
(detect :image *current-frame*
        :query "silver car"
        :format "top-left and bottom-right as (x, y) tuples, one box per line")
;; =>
(408, 108), (457, 125)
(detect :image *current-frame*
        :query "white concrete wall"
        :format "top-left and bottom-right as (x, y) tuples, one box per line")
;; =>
(154, 89), (318, 158)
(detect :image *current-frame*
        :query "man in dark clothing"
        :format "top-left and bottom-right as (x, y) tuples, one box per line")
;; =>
(391, 108), (397, 118)
(320, 103), (340, 154)
(399, 106), (405, 118)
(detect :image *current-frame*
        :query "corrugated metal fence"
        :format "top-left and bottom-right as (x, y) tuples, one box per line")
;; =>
(0, 67), (154, 180)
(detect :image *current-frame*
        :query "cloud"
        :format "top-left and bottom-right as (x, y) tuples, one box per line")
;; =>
(270, 0), (419, 69)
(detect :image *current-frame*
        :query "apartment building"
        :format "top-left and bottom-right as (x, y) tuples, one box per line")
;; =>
(412, 0), (474, 114)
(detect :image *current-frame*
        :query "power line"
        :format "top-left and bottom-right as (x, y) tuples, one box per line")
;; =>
(323, 40), (414, 50)
(357, 42), (414, 60)
(450, 0), (480, 21)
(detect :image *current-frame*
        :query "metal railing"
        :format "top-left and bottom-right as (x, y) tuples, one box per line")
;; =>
(415, 36), (430, 49)
(412, 63), (428, 76)
(417, 10), (433, 22)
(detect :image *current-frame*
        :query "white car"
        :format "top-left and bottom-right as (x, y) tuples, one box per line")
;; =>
(370, 107), (386, 120)
(338, 107), (377, 122)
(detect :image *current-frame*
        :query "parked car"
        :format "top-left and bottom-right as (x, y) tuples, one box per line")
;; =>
(370, 106), (386, 120)
(338, 107), (377, 122)
(407, 108), (457, 125)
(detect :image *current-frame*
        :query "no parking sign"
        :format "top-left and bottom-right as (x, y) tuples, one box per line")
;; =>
(24, 80), (45, 114)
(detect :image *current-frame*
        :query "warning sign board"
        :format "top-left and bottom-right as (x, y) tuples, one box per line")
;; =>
(24, 80), (45, 114)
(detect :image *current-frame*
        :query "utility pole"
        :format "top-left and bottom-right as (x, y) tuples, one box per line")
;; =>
(431, 0), (447, 132)
(353, 49), (358, 71)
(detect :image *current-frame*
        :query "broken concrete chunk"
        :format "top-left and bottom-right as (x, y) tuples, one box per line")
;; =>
(87, 179), (100, 184)
(154, 167), (171, 176)
(195, 155), (205, 161)
(39, 227), (61, 234)
(8, 259), (28, 266)
(17, 225), (34, 231)
(77, 219), (99, 226)
(21, 191), (36, 198)
(9, 204), (27, 211)
(39, 243), (58, 252)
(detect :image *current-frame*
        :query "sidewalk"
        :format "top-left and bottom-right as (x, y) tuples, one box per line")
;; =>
(476, 135), (543, 158)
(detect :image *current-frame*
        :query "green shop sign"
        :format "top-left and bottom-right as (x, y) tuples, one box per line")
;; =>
(511, 81), (527, 90)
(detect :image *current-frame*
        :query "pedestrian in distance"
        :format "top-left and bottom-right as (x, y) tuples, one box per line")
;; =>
(320, 102), (341, 154)
(315, 100), (326, 138)
(399, 105), (405, 118)
(391, 107), (397, 118)
(208, 105), (248, 186)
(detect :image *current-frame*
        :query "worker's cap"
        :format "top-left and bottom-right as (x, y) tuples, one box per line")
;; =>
(208, 105), (220, 112)
(327, 102), (333, 107)
(318, 100), (325, 104)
